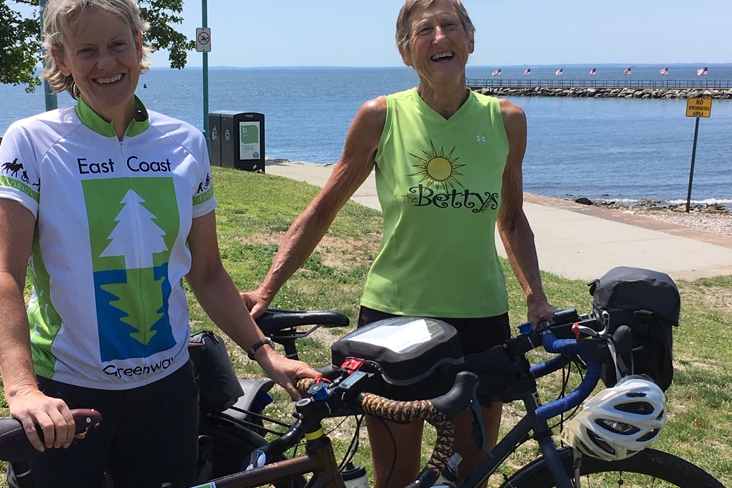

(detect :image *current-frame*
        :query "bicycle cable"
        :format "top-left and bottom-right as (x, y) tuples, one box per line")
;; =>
(377, 415), (399, 488)
(550, 355), (585, 433)
(337, 414), (364, 473)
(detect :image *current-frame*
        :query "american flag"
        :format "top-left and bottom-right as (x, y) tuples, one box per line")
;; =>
(492, 69), (501, 76)
(623, 67), (632, 75)
(697, 67), (708, 76)
(660, 67), (669, 76)
(523, 68), (531, 76)
(555, 68), (563, 76)
(589, 68), (596, 76)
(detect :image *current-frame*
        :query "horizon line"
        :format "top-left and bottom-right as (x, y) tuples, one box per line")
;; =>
(148, 62), (732, 70)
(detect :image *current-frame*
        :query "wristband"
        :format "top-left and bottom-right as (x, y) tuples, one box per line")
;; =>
(247, 337), (274, 360)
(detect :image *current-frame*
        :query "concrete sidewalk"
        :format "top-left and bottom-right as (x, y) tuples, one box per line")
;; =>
(264, 160), (732, 282)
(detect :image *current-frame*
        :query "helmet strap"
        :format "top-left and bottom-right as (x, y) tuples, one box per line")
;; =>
(606, 337), (623, 384)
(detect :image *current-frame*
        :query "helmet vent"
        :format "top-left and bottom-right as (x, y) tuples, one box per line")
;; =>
(614, 401), (654, 415)
(595, 418), (640, 435)
(637, 429), (660, 442)
(626, 391), (647, 398)
(587, 429), (616, 455)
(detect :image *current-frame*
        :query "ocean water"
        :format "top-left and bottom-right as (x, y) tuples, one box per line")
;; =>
(2, 64), (731, 207)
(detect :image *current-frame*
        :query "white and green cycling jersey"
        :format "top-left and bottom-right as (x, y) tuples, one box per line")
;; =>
(0, 97), (217, 390)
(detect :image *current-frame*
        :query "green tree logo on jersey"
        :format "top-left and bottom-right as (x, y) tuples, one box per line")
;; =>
(99, 190), (167, 345)
(83, 178), (179, 361)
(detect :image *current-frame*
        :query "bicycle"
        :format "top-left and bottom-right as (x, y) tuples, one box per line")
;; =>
(0, 309), (725, 487)
(192, 310), (725, 488)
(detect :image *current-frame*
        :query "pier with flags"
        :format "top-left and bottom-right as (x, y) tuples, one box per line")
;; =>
(466, 66), (729, 93)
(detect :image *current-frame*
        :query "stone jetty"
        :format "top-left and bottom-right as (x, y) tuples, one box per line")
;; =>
(470, 86), (732, 99)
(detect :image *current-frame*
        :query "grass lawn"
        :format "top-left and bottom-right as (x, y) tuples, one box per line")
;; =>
(2, 166), (731, 486)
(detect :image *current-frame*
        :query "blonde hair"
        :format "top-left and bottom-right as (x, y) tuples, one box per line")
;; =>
(41, 0), (151, 99)
(395, 0), (475, 53)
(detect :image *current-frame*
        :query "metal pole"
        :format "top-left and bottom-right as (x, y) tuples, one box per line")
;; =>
(39, 0), (58, 111)
(685, 117), (700, 213)
(202, 0), (209, 145)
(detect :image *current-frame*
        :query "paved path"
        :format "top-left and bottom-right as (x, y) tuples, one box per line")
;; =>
(264, 160), (732, 282)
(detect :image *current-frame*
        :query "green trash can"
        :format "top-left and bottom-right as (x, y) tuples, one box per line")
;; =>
(208, 111), (265, 172)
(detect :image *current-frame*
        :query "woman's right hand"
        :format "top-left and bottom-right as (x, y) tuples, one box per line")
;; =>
(7, 387), (76, 452)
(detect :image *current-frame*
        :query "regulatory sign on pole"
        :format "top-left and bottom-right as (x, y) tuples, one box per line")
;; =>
(684, 98), (713, 212)
(196, 27), (211, 53)
(685, 97), (712, 118)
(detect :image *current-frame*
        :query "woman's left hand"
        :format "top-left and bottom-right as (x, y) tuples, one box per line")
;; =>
(527, 296), (558, 329)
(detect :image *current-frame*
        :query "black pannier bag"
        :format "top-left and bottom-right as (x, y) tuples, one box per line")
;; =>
(189, 331), (244, 413)
(331, 317), (464, 400)
(588, 266), (680, 391)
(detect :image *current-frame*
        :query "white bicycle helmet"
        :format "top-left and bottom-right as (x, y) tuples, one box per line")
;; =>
(563, 375), (666, 461)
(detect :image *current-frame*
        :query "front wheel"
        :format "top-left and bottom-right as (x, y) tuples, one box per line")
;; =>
(501, 447), (724, 488)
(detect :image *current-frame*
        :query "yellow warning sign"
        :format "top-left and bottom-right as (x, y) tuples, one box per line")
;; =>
(686, 98), (712, 118)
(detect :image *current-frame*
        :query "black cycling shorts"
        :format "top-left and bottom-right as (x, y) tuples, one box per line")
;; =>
(8, 360), (199, 488)
(357, 306), (511, 355)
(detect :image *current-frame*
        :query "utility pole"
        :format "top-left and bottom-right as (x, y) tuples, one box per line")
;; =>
(202, 0), (209, 144)
(39, 0), (58, 111)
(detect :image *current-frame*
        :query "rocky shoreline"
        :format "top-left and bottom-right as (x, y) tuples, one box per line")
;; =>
(471, 86), (732, 99)
(571, 197), (732, 236)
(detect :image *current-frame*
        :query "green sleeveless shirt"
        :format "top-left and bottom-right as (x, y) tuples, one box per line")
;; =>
(360, 88), (509, 318)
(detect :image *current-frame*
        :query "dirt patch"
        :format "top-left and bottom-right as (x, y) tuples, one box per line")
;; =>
(678, 283), (732, 316)
(242, 232), (381, 270)
(244, 231), (286, 247)
(673, 355), (726, 372)
(317, 233), (381, 269)
(309, 324), (349, 349)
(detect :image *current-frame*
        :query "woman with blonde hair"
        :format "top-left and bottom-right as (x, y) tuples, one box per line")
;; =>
(0, 0), (317, 485)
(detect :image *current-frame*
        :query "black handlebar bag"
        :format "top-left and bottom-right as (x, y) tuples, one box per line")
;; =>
(588, 266), (680, 391)
(189, 331), (244, 412)
(331, 317), (464, 400)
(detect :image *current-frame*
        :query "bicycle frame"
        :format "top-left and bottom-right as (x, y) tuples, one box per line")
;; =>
(459, 384), (573, 488)
(193, 404), (346, 488)
(460, 326), (608, 488)
(192, 437), (344, 488)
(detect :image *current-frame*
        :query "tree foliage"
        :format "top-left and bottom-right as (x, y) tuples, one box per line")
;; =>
(140, 0), (195, 70)
(0, 0), (43, 90)
(0, 0), (195, 92)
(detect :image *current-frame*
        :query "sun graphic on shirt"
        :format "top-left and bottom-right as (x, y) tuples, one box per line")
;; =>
(409, 141), (465, 192)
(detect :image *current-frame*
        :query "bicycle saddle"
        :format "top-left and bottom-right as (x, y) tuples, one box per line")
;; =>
(256, 308), (350, 335)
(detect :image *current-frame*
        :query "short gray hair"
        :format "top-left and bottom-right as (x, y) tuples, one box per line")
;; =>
(42, 0), (151, 99)
(395, 0), (475, 53)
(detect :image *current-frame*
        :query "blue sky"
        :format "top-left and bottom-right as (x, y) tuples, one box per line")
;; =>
(147, 0), (732, 69)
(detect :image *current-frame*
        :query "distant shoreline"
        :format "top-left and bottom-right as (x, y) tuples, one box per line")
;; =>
(524, 194), (732, 238)
(471, 86), (732, 99)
